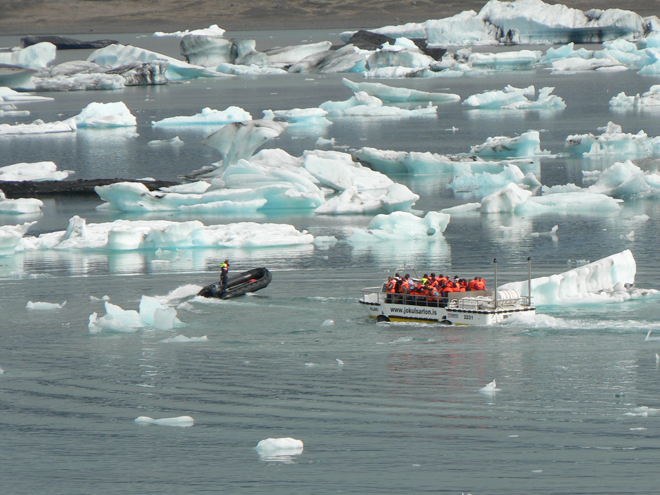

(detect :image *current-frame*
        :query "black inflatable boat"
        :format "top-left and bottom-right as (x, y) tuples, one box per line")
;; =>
(198, 267), (272, 299)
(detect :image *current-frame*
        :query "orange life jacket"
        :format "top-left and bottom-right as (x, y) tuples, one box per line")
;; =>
(387, 280), (396, 293)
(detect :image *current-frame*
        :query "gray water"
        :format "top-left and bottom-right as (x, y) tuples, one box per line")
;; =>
(1, 30), (660, 494)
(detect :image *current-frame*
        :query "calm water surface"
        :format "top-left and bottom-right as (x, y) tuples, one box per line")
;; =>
(1, 30), (660, 494)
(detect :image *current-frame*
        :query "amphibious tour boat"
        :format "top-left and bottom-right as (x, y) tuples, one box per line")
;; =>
(359, 260), (536, 325)
(198, 267), (272, 299)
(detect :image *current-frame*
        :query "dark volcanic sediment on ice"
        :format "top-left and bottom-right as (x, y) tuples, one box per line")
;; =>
(0, 0), (656, 35)
(0, 179), (180, 198)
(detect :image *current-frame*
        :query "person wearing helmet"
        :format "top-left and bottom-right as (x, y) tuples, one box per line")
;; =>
(220, 259), (229, 294)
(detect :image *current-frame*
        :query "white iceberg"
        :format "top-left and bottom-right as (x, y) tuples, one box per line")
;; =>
(479, 379), (500, 394)
(0, 161), (72, 182)
(26, 300), (66, 310)
(160, 335), (209, 343)
(587, 160), (660, 199)
(463, 85), (565, 110)
(154, 24), (226, 38)
(0, 42), (56, 69)
(89, 296), (184, 334)
(320, 91), (437, 118)
(500, 249), (656, 305)
(66, 101), (136, 128)
(152, 106), (251, 127)
(610, 85), (660, 109)
(471, 130), (549, 158)
(342, 77), (460, 103)
(0, 190), (43, 214)
(0, 119), (76, 136)
(255, 437), (304, 456)
(469, 50), (541, 68)
(0, 221), (35, 256)
(565, 121), (657, 158)
(135, 416), (194, 427)
(448, 164), (540, 193)
(148, 136), (184, 147)
(348, 211), (449, 242)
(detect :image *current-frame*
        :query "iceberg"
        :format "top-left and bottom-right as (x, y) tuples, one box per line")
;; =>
(160, 335), (208, 343)
(588, 160), (660, 199)
(320, 91), (437, 118)
(135, 416), (194, 427)
(470, 130), (549, 158)
(500, 249), (656, 305)
(89, 296), (184, 334)
(0, 221), (35, 256)
(0, 42), (56, 69)
(0, 161), (72, 181)
(314, 184), (419, 215)
(20, 215), (315, 251)
(147, 136), (184, 147)
(354, 146), (539, 176)
(26, 300), (66, 310)
(154, 25), (226, 38)
(88, 44), (220, 81)
(152, 106), (251, 127)
(0, 190), (43, 214)
(66, 101), (136, 128)
(610, 85), (660, 109)
(565, 121), (656, 157)
(288, 44), (369, 74)
(0, 119), (76, 135)
(468, 50), (541, 68)
(0, 87), (53, 105)
(255, 438), (304, 456)
(463, 85), (565, 110)
(342, 77), (460, 103)
(348, 211), (450, 242)
(448, 164), (540, 193)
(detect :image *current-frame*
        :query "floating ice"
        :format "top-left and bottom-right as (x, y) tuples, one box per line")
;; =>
(469, 50), (541, 69)
(314, 184), (419, 215)
(0, 191), (43, 214)
(479, 380), (500, 394)
(21, 215), (315, 251)
(448, 163), (540, 194)
(0, 119), (76, 135)
(160, 335), (208, 343)
(529, 225), (558, 241)
(349, 211), (449, 242)
(320, 91), (437, 118)
(551, 56), (627, 72)
(66, 101), (136, 128)
(499, 249), (657, 305)
(148, 136), (184, 147)
(463, 85), (565, 110)
(0, 221), (35, 256)
(565, 122), (657, 158)
(342, 77), (460, 103)
(610, 85), (660, 109)
(89, 296), (183, 334)
(267, 107), (331, 127)
(135, 416), (194, 427)
(624, 407), (660, 417)
(588, 160), (660, 199)
(255, 438), (304, 456)
(0, 161), (72, 182)
(0, 87), (53, 105)
(154, 24), (226, 38)
(152, 106), (251, 127)
(88, 44), (219, 81)
(0, 42), (56, 69)
(354, 146), (539, 176)
(26, 300), (66, 310)
(471, 130), (549, 158)
(345, 0), (650, 46)
(288, 44), (369, 74)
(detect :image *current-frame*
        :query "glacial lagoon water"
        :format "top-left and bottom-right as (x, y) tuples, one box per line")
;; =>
(2, 30), (660, 494)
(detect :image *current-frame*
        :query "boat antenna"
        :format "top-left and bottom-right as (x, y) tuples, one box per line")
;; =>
(493, 258), (498, 309)
(527, 256), (532, 304)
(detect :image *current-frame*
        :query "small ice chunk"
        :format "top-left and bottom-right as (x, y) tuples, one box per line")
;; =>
(255, 438), (304, 456)
(148, 136), (184, 147)
(321, 319), (335, 326)
(479, 380), (500, 394)
(26, 300), (66, 310)
(135, 416), (194, 427)
(160, 335), (208, 343)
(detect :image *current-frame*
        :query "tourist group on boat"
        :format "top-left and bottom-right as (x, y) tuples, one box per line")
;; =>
(386, 273), (487, 300)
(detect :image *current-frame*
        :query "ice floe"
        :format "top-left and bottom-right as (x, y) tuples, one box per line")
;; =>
(320, 91), (437, 118)
(448, 163), (541, 194)
(255, 438), (304, 457)
(565, 121), (659, 158)
(26, 301), (66, 310)
(0, 222), (34, 256)
(152, 106), (251, 127)
(160, 335), (208, 343)
(341, 0), (651, 46)
(89, 296), (184, 334)
(610, 85), (660, 109)
(470, 130), (550, 158)
(148, 136), (184, 147)
(0, 119), (76, 136)
(66, 101), (136, 128)
(154, 24), (226, 38)
(463, 85), (565, 110)
(135, 416), (194, 427)
(0, 191), (43, 215)
(500, 249), (658, 305)
(348, 211), (449, 242)
(587, 160), (660, 199)
(13, 215), (314, 254)
(0, 161), (72, 182)
(341, 77), (460, 103)
(0, 42), (56, 69)
(479, 380), (500, 394)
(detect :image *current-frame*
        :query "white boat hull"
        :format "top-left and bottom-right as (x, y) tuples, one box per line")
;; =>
(359, 290), (535, 326)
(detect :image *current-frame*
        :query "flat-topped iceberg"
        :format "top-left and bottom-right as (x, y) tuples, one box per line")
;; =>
(135, 416), (194, 427)
(341, 0), (651, 46)
(152, 106), (251, 127)
(354, 146), (539, 176)
(0, 42), (56, 69)
(320, 91), (437, 118)
(0, 87), (53, 105)
(480, 182), (622, 214)
(500, 249), (656, 305)
(12, 215), (314, 254)
(0, 161), (72, 181)
(342, 77), (460, 103)
(463, 85), (566, 110)
(0, 119), (76, 135)
(88, 44), (220, 81)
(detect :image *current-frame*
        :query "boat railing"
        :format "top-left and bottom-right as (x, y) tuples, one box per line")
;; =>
(361, 287), (532, 309)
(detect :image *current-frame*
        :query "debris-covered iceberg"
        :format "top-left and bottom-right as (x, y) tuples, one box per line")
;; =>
(471, 130), (550, 158)
(565, 121), (659, 158)
(500, 249), (657, 304)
